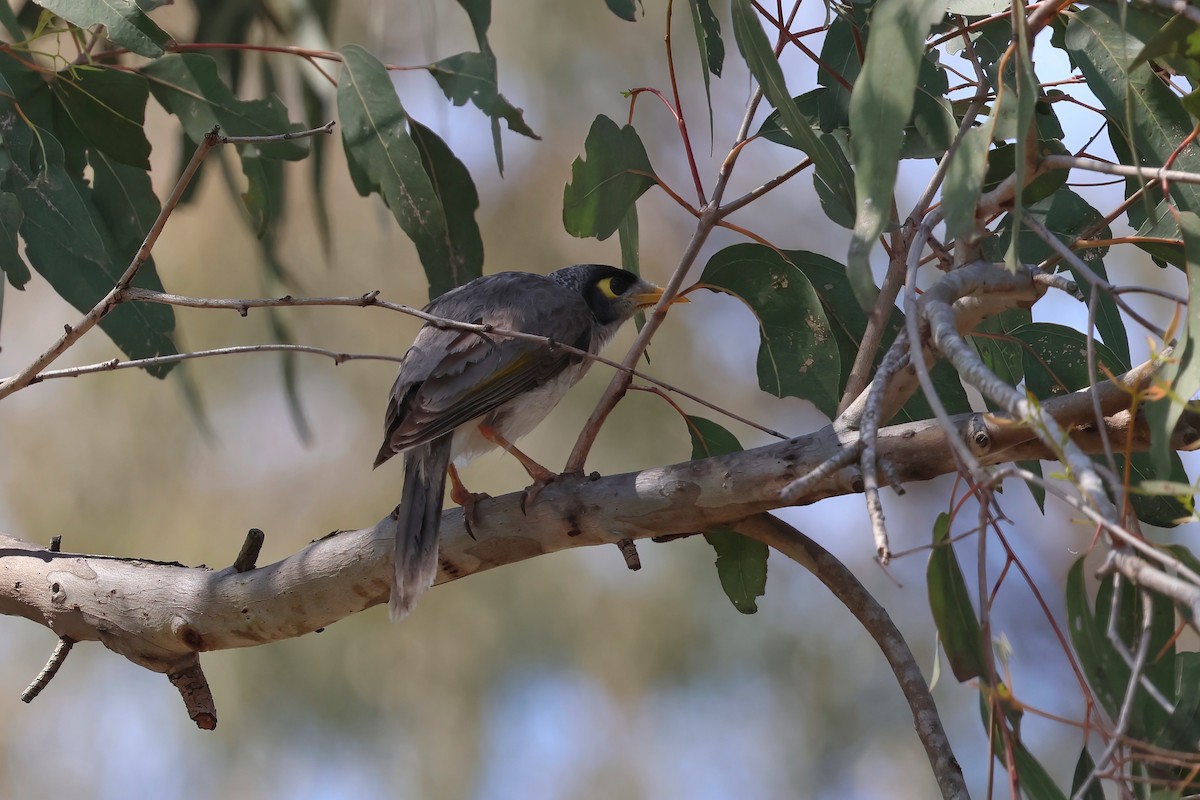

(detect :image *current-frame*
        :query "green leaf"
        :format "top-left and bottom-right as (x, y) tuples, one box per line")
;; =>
(1011, 322), (1125, 399)
(239, 151), (282, 239)
(562, 115), (655, 241)
(700, 244), (841, 418)
(616, 205), (645, 332)
(0, 190), (28, 289)
(783, 247), (970, 421)
(847, 0), (944, 307)
(409, 119), (483, 291)
(1122, 450), (1193, 528)
(1130, 12), (1200, 82)
(142, 54), (308, 160)
(1068, 558), (1178, 738)
(1070, 748), (1104, 800)
(604, 0), (637, 22)
(0, 1), (22, 40)
(731, 0), (853, 238)
(427, 51), (537, 141)
(703, 527), (769, 614)
(942, 126), (991, 245)
(51, 66), (150, 169)
(337, 45), (456, 299)
(686, 0), (723, 138)
(927, 512), (988, 683)
(7, 125), (176, 373)
(686, 415), (768, 614)
(88, 149), (158, 268)
(37, 0), (172, 58)
(968, 308), (1029, 401)
(1159, 651), (1200, 753)
(1149, 211), (1200, 477)
(687, 414), (743, 459)
(981, 140), (1070, 206)
(1065, 8), (1200, 219)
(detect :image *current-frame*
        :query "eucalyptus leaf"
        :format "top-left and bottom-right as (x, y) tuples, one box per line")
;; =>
(700, 244), (841, 418)
(38, 0), (171, 58)
(847, 0), (944, 307)
(52, 66), (151, 169)
(927, 512), (988, 683)
(562, 115), (655, 241)
(337, 45), (455, 299)
(687, 415), (768, 614)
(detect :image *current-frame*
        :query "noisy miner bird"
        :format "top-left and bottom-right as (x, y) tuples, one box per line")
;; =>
(374, 264), (686, 620)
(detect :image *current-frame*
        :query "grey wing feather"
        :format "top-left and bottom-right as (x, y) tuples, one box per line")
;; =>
(375, 274), (593, 466)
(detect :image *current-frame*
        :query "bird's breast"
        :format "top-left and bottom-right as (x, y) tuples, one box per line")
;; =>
(449, 362), (590, 467)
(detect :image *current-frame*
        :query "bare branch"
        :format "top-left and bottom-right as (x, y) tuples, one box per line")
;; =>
(736, 514), (969, 800)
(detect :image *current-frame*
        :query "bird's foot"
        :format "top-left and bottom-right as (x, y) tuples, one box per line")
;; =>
(457, 491), (491, 540)
(448, 464), (490, 540)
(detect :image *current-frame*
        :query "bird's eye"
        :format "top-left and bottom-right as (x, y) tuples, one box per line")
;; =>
(597, 277), (620, 299)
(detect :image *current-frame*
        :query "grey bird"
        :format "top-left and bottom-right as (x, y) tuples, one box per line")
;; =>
(374, 264), (685, 621)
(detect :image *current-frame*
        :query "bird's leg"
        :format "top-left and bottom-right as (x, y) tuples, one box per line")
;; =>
(448, 463), (488, 539)
(477, 422), (556, 513)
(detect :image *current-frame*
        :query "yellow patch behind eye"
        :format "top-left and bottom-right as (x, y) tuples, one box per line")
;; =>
(597, 276), (619, 299)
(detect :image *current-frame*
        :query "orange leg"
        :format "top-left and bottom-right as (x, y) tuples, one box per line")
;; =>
(478, 422), (556, 483)
(448, 463), (489, 537)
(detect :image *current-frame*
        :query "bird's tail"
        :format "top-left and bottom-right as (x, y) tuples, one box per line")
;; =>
(389, 438), (452, 622)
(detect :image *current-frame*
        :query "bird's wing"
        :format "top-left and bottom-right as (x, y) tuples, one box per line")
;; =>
(376, 275), (593, 462)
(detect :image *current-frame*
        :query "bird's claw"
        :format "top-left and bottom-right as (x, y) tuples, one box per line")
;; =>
(519, 475), (557, 515)
(458, 491), (490, 540)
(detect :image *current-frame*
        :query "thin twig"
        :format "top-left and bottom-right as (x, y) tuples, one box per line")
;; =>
(20, 637), (75, 703)
(1043, 154), (1200, 186)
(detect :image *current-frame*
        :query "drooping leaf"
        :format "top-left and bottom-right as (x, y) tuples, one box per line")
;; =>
(300, 77), (332, 259)
(239, 151), (283, 239)
(409, 119), (483, 291)
(987, 189), (1130, 367)
(942, 126), (991, 245)
(51, 66), (151, 169)
(731, 0), (854, 237)
(427, 51), (537, 141)
(1003, 5), (1038, 271)
(142, 53), (308, 160)
(88, 150), (158, 267)
(927, 512), (988, 683)
(1065, 8), (1200, 219)
(686, 0), (723, 138)
(562, 115), (655, 241)
(846, 0), (944, 307)
(337, 45), (455, 299)
(1069, 748), (1104, 800)
(6, 124), (176, 373)
(784, 248), (970, 421)
(1148, 211), (1200, 477)
(1011, 322), (1125, 400)
(0, 1), (21, 40)
(699, 244), (841, 418)
(616, 206), (645, 332)
(1067, 559), (1176, 739)
(0, 191), (28, 289)
(604, 0), (638, 22)
(980, 140), (1070, 206)
(37, 0), (172, 58)
(687, 415), (768, 614)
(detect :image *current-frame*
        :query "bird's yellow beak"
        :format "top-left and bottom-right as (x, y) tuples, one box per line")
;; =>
(633, 286), (690, 309)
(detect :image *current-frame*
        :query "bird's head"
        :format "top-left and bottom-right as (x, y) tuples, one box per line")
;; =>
(551, 264), (688, 327)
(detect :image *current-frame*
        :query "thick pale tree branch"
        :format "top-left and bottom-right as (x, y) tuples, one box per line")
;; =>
(2, 373), (1195, 719)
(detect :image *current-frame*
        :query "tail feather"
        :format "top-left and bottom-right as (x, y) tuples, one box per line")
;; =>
(389, 438), (452, 622)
